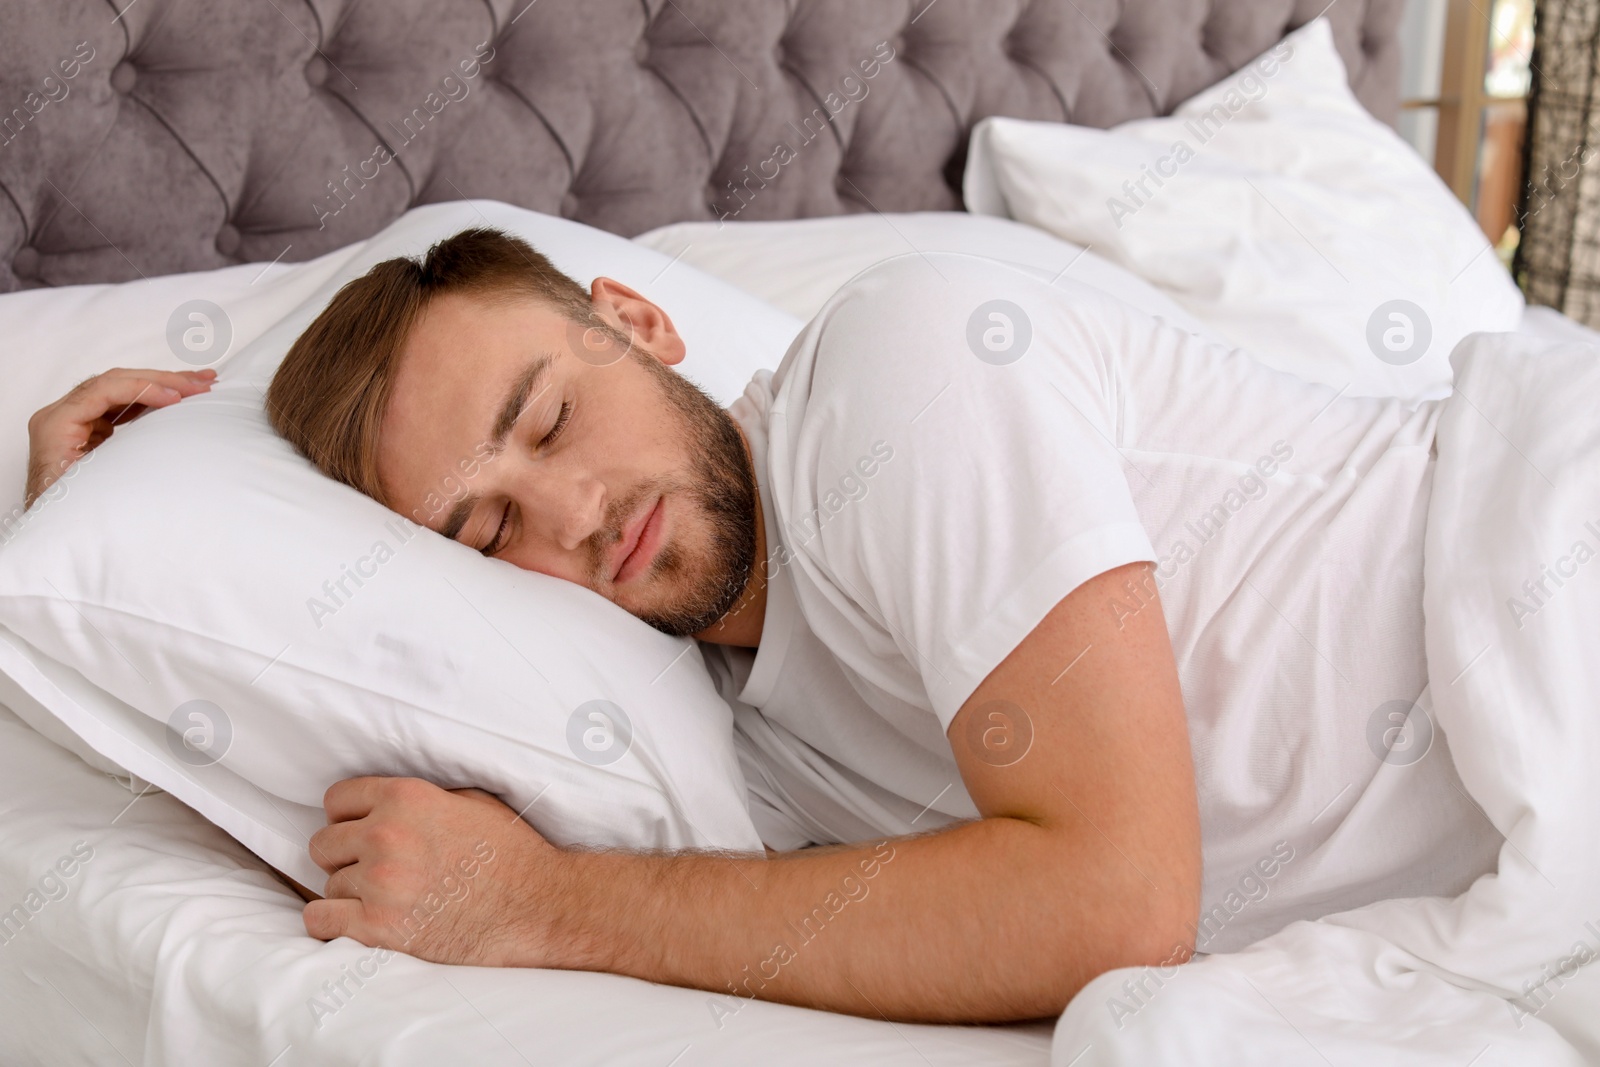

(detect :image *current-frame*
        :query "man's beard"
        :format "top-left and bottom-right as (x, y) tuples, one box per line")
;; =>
(584, 352), (758, 637)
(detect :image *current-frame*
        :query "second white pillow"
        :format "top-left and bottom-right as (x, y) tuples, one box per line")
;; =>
(964, 18), (1524, 399)
(635, 211), (1226, 344)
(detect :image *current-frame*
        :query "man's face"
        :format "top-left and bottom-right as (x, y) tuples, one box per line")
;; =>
(376, 285), (758, 637)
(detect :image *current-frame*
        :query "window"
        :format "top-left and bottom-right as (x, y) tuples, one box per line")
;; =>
(1398, 0), (1536, 265)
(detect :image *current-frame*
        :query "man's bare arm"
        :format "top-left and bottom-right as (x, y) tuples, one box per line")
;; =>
(303, 562), (1201, 1023)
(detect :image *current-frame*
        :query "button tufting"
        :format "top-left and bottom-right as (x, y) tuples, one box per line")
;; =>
(110, 61), (136, 93)
(633, 39), (649, 65)
(215, 224), (241, 257)
(305, 56), (329, 88)
(11, 246), (40, 280)
(559, 192), (579, 218)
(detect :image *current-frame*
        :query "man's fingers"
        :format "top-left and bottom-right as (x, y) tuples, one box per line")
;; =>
(61, 369), (214, 422)
(98, 366), (217, 391)
(105, 404), (151, 427)
(58, 375), (184, 424)
(31, 369), (215, 446)
(303, 897), (363, 942)
(308, 820), (366, 874)
(321, 859), (371, 902)
(323, 776), (413, 823)
(449, 787), (503, 805)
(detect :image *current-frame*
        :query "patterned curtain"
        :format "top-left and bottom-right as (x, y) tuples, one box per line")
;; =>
(1514, 0), (1600, 327)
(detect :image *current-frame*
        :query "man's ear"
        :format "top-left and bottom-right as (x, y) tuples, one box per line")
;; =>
(589, 277), (687, 366)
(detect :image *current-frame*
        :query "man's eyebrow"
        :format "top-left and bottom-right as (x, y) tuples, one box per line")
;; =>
(436, 354), (553, 543)
(439, 493), (480, 542)
(489, 354), (554, 453)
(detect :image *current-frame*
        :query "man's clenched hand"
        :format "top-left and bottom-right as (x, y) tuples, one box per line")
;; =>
(303, 777), (590, 970)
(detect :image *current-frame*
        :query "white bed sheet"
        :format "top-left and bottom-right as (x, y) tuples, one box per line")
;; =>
(0, 702), (1053, 1066)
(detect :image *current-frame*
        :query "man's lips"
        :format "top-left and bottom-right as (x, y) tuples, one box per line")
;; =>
(612, 495), (665, 585)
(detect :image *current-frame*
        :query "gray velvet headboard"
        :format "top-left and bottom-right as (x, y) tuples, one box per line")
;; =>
(0, 0), (1403, 293)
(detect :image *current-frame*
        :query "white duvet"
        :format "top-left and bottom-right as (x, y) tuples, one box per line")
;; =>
(1051, 327), (1600, 1064)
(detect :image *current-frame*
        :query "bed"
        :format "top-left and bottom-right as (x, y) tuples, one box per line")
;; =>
(12, 2), (1599, 1065)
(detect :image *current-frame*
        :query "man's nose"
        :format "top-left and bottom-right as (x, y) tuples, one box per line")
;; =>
(543, 472), (607, 553)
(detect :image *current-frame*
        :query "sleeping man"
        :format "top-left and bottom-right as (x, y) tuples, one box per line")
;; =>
(23, 228), (1501, 1024)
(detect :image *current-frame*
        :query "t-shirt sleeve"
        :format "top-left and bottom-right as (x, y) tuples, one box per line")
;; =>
(765, 253), (1157, 730)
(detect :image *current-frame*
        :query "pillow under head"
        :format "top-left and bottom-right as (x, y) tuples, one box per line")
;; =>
(0, 201), (795, 888)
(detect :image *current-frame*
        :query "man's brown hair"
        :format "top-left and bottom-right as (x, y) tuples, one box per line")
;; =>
(266, 227), (595, 505)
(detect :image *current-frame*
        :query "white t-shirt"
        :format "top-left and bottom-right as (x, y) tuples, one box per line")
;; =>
(703, 252), (1500, 953)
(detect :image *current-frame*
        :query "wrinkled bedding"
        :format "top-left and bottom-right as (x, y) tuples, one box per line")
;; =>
(0, 703), (1053, 1066)
(1052, 327), (1600, 1064)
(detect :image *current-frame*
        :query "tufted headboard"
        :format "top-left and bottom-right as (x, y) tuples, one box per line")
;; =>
(0, 0), (1403, 293)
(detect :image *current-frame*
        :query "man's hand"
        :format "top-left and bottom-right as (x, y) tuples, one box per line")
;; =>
(25, 367), (215, 507)
(303, 778), (586, 969)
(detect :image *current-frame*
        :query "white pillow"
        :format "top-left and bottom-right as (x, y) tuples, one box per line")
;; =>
(634, 211), (1224, 343)
(0, 252), (354, 521)
(963, 17), (1525, 399)
(0, 201), (798, 890)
